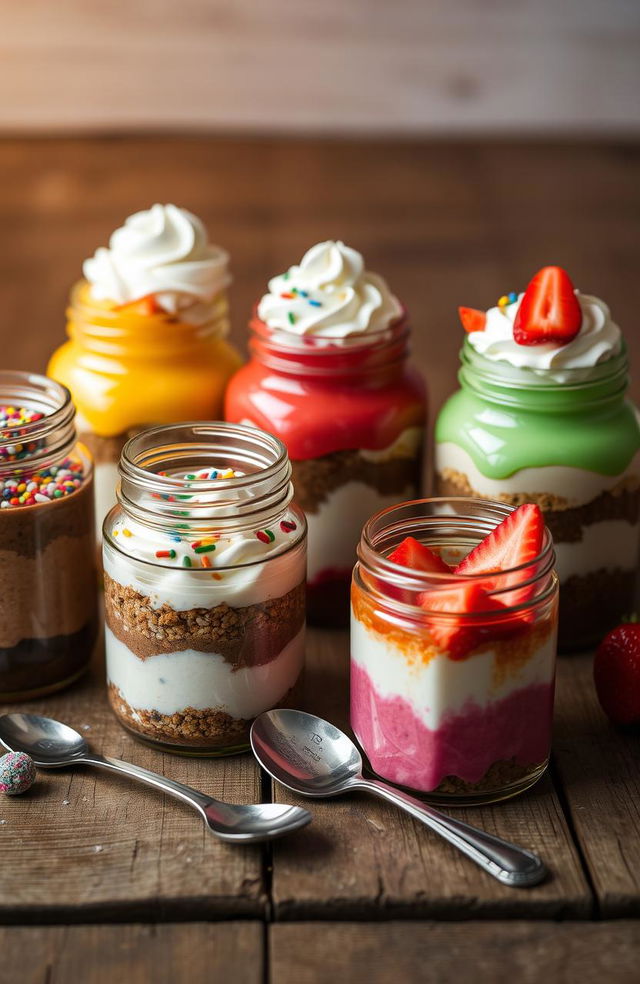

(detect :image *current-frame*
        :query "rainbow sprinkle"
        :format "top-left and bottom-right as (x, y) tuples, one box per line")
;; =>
(0, 458), (85, 509)
(287, 312), (296, 326)
(0, 405), (45, 463)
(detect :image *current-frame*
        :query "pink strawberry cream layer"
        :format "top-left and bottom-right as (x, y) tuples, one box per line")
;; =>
(350, 592), (556, 791)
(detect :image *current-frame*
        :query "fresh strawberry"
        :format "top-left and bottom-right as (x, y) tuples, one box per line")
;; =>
(458, 307), (486, 334)
(419, 582), (506, 660)
(594, 619), (640, 727)
(388, 536), (452, 575)
(513, 266), (582, 346)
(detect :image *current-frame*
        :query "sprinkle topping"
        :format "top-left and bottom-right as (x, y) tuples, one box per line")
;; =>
(0, 458), (85, 510)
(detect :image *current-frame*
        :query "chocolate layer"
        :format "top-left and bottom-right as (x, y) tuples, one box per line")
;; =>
(104, 575), (305, 664)
(292, 448), (421, 515)
(0, 474), (95, 559)
(436, 468), (640, 543)
(0, 618), (98, 697)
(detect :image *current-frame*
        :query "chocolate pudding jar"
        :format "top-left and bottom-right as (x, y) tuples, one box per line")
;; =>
(103, 422), (307, 755)
(0, 372), (97, 700)
(225, 241), (426, 627)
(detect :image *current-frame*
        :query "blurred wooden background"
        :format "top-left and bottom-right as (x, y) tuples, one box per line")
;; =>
(0, 0), (638, 134)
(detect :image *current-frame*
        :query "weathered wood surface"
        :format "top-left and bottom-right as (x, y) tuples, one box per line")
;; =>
(270, 921), (640, 984)
(271, 630), (591, 919)
(554, 653), (640, 917)
(1, 137), (640, 419)
(0, 922), (263, 984)
(0, 648), (266, 921)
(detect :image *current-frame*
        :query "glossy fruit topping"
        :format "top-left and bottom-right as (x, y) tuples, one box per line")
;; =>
(458, 307), (486, 334)
(512, 266), (582, 346)
(455, 504), (543, 581)
(388, 536), (452, 574)
(116, 294), (161, 317)
(419, 582), (506, 660)
(594, 619), (640, 727)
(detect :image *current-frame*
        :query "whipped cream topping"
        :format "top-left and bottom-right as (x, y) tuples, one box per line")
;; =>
(257, 240), (402, 342)
(467, 291), (621, 371)
(83, 204), (230, 319)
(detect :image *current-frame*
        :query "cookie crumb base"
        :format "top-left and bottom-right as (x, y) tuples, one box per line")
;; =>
(371, 758), (548, 807)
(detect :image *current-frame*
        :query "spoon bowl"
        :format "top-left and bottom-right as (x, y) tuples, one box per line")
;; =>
(251, 708), (547, 887)
(0, 712), (312, 844)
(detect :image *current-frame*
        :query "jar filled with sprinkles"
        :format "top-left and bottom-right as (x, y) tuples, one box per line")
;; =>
(0, 371), (97, 700)
(103, 421), (307, 755)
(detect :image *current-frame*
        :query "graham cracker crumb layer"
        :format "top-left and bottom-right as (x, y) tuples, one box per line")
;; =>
(104, 573), (305, 663)
(436, 467), (640, 542)
(433, 758), (545, 796)
(292, 448), (421, 515)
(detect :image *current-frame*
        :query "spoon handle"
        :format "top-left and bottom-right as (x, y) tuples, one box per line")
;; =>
(81, 753), (213, 814)
(358, 778), (547, 887)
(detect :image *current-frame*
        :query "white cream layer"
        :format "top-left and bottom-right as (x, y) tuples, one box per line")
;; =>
(307, 479), (415, 582)
(104, 539), (305, 611)
(553, 520), (640, 581)
(351, 614), (556, 732)
(436, 441), (640, 507)
(106, 624), (304, 719)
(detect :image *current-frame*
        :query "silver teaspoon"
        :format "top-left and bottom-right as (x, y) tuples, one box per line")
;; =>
(0, 712), (311, 843)
(251, 708), (547, 886)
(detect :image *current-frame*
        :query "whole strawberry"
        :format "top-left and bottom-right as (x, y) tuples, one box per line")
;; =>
(593, 619), (640, 727)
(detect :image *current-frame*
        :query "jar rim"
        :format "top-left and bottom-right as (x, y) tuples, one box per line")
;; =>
(0, 370), (77, 474)
(357, 496), (556, 615)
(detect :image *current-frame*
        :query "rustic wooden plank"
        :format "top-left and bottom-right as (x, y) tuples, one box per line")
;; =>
(0, 1), (638, 133)
(270, 921), (640, 984)
(0, 922), (263, 984)
(554, 652), (640, 917)
(270, 629), (591, 919)
(0, 649), (266, 921)
(1, 137), (639, 419)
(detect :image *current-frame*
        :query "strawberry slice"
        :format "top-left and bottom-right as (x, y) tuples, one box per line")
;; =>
(454, 503), (544, 611)
(419, 582), (506, 660)
(512, 266), (582, 346)
(388, 537), (452, 574)
(458, 307), (486, 334)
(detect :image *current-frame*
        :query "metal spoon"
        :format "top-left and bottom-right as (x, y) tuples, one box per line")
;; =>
(0, 712), (311, 843)
(251, 708), (547, 886)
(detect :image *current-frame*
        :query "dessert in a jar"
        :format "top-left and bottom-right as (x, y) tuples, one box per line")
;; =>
(225, 241), (426, 626)
(435, 267), (640, 651)
(0, 371), (97, 699)
(48, 204), (243, 534)
(351, 498), (558, 805)
(103, 421), (306, 755)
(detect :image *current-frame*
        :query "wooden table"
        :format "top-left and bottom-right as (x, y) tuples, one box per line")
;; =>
(1, 137), (639, 982)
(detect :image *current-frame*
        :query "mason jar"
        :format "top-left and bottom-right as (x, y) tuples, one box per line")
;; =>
(226, 314), (426, 627)
(0, 371), (97, 699)
(351, 498), (558, 805)
(435, 341), (640, 651)
(103, 421), (307, 755)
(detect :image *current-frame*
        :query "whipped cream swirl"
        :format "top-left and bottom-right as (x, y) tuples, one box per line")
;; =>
(257, 241), (402, 342)
(467, 291), (622, 371)
(83, 204), (231, 319)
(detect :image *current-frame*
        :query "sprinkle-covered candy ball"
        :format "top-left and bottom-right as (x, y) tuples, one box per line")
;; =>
(0, 751), (36, 795)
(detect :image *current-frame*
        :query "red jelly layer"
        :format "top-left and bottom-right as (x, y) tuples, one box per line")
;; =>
(224, 316), (426, 460)
(350, 660), (554, 791)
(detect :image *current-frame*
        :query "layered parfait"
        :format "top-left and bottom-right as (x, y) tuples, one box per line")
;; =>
(225, 240), (426, 625)
(351, 498), (558, 803)
(0, 373), (97, 699)
(48, 204), (242, 534)
(103, 422), (306, 754)
(435, 266), (640, 650)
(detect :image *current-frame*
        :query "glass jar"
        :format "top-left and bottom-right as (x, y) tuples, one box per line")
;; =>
(434, 341), (640, 651)
(351, 497), (558, 805)
(0, 371), (97, 700)
(103, 421), (307, 755)
(48, 282), (243, 535)
(225, 314), (427, 626)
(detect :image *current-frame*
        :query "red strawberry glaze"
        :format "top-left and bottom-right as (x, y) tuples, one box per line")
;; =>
(351, 660), (554, 790)
(225, 313), (426, 460)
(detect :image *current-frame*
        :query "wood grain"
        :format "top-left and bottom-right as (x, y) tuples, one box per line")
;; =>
(554, 653), (640, 917)
(270, 630), (591, 919)
(0, 648), (266, 921)
(270, 921), (640, 984)
(0, 922), (263, 984)
(0, 2), (638, 133)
